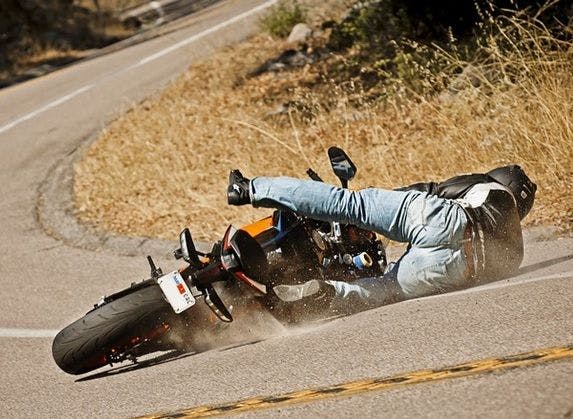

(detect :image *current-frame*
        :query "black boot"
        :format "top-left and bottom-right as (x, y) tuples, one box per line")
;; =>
(227, 169), (251, 206)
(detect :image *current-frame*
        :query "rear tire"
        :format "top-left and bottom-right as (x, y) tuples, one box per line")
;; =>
(52, 285), (172, 375)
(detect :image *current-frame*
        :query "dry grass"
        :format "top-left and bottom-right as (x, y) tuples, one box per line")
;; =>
(74, 12), (573, 242)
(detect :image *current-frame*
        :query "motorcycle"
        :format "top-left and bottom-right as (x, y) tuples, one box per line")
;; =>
(52, 147), (387, 375)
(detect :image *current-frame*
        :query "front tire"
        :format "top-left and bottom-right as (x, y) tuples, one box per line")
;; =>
(52, 285), (172, 375)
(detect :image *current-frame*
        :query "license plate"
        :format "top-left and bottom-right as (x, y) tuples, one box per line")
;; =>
(157, 271), (196, 314)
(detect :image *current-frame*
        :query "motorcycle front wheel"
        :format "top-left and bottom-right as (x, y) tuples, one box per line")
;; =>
(52, 285), (173, 375)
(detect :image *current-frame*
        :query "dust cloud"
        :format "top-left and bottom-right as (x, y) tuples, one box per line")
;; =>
(165, 291), (325, 355)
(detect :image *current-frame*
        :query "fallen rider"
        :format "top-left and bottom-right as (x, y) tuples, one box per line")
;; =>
(227, 164), (536, 311)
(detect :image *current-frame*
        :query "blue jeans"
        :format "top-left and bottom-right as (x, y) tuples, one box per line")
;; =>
(250, 177), (470, 307)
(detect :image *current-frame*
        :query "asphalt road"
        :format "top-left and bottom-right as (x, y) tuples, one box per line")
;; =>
(0, 1), (572, 417)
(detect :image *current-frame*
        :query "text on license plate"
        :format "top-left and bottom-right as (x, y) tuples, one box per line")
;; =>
(157, 271), (196, 314)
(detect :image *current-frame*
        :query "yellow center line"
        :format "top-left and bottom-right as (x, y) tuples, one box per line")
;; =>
(137, 344), (573, 418)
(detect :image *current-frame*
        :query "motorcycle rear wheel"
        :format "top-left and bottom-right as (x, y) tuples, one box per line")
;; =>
(52, 285), (173, 375)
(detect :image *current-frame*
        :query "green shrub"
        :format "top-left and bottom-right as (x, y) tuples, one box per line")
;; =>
(325, 0), (571, 98)
(260, 0), (307, 38)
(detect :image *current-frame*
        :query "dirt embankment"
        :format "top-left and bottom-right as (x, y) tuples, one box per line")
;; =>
(0, 0), (135, 87)
(73, 1), (573, 242)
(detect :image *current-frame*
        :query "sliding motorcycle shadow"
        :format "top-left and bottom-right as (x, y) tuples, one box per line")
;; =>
(75, 349), (194, 381)
(75, 338), (265, 382)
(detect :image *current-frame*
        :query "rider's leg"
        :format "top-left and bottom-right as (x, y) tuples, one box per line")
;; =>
(325, 240), (469, 311)
(251, 176), (419, 243)
(250, 176), (470, 307)
(251, 176), (468, 246)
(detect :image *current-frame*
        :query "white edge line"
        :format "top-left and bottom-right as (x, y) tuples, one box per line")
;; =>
(138, 0), (278, 66)
(457, 272), (572, 293)
(0, 84), (94, 135)
(422, 272), (572, 302)
(2, 272), (570, 338)
(0, 0), (278, 135)
(0, 328), (59, 338)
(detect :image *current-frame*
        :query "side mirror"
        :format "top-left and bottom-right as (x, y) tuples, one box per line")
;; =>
(178, 228), (202, 268)
(328, 146), (357, 188)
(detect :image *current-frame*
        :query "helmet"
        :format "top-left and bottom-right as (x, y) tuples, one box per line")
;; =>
(487, 165), (537, 219)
